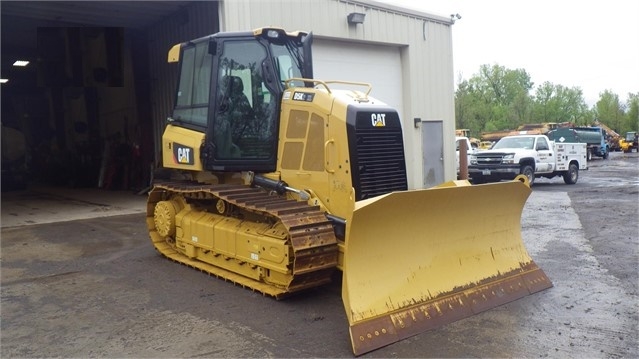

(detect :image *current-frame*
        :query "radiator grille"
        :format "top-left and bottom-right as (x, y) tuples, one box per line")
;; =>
(352, 125), (407, 200)
(474, 153), (505, 165)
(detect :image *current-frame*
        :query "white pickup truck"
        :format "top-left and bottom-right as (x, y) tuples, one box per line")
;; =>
(456, 136), (478, 177)
(468, 134), (587, 185)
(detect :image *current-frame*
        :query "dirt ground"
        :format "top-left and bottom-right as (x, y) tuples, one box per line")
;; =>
(1, 151), (637, 358)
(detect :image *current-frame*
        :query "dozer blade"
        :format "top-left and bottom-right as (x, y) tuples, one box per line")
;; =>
(342, 179), (552, 356)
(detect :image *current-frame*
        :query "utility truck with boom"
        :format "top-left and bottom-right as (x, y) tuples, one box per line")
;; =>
(147, 28), (552, 356)
(468, 134), (587, 185)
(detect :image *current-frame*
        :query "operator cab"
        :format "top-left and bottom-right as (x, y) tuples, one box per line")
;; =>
(169, 28), (313, 172)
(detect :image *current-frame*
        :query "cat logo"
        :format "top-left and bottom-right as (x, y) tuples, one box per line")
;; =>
(178, 148), (191, 163)
(173, 143), (194, 165)
(371, 113), (386, 127)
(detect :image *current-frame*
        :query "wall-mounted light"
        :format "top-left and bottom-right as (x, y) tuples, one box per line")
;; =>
(450, 13), (461, 24)
(0, 79), (9, 84)
(347, 12), (365, 25)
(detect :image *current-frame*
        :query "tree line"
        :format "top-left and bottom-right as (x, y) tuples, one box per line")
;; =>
(454, 64), (639, 138)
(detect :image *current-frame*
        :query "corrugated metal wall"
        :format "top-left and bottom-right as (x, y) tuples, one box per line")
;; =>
(219, 0), (457, 185)
(146, 1), (219, 164)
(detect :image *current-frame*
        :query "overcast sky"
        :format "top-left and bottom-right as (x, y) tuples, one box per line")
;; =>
(377, 0), (639, 106)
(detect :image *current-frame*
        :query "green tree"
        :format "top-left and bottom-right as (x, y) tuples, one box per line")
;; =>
(453, 63), (634, 139)
(510, 90), (533, 127)
(533, 82), (557, 122)
(623, 93), (639, 133)
(454, 64), (533, 135)
(594, 90), (625, 133)
(532, 82), (589, 124)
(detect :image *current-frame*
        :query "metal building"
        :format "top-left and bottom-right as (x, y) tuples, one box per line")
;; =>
(1, 0), (456, 192)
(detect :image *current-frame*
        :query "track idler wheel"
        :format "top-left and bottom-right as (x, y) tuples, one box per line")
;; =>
(153, 198), (185, 237)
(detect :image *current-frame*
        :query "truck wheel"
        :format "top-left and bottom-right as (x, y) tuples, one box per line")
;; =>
(563, 163), (579, 184)
(603, 150), (609, 159)
(520, 165), (535, 186)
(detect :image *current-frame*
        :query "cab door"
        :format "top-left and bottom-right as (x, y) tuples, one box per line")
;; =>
(535, 137), (554, 172)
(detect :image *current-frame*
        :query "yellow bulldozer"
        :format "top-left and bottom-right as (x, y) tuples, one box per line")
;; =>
(147, 28), (552, 356)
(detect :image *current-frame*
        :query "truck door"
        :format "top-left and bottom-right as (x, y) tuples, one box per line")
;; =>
(535, 137), (554, 172)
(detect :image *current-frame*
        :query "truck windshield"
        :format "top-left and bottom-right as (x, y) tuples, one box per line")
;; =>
(493, 137), (534, 150)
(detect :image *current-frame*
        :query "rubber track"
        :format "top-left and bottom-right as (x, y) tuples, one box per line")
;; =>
(146, 180), (339, 299)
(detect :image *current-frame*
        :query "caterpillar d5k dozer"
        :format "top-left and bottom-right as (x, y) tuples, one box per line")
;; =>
(147, 28), (552, 356)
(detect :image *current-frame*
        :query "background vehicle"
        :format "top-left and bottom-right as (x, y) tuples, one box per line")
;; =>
(455, 136), (477, 178)
(455, 129), (480, 148)
(469, 134), (587, 185)
(619, 131), (638, 153)
(593, 120), (622, 152)
(480, 122), (571, 143)
(147, 28), (551, 355)
(479, 140), (494, 149)
(548, 126), (609, 160)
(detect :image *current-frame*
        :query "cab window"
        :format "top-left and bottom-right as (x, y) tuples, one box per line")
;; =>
(536, 138), (549, 151)
(173, 42), (212, 127)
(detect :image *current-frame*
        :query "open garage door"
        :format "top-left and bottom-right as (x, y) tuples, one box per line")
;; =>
(312, 40), (404, 118)
(0, 1), (215, 192)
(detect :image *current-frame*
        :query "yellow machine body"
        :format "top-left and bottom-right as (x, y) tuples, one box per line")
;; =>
(150, 28), (552, 356)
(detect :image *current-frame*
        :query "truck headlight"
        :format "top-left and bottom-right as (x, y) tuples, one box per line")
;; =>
(502, 154), (515, 164)
(470, 156), (478, 165)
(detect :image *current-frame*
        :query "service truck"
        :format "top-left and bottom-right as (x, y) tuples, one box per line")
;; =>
(468, 134), (587, 185)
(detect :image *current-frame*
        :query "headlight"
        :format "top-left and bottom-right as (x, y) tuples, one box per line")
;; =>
(502, 153), (515, 164)
(470, 155), (478, 165)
